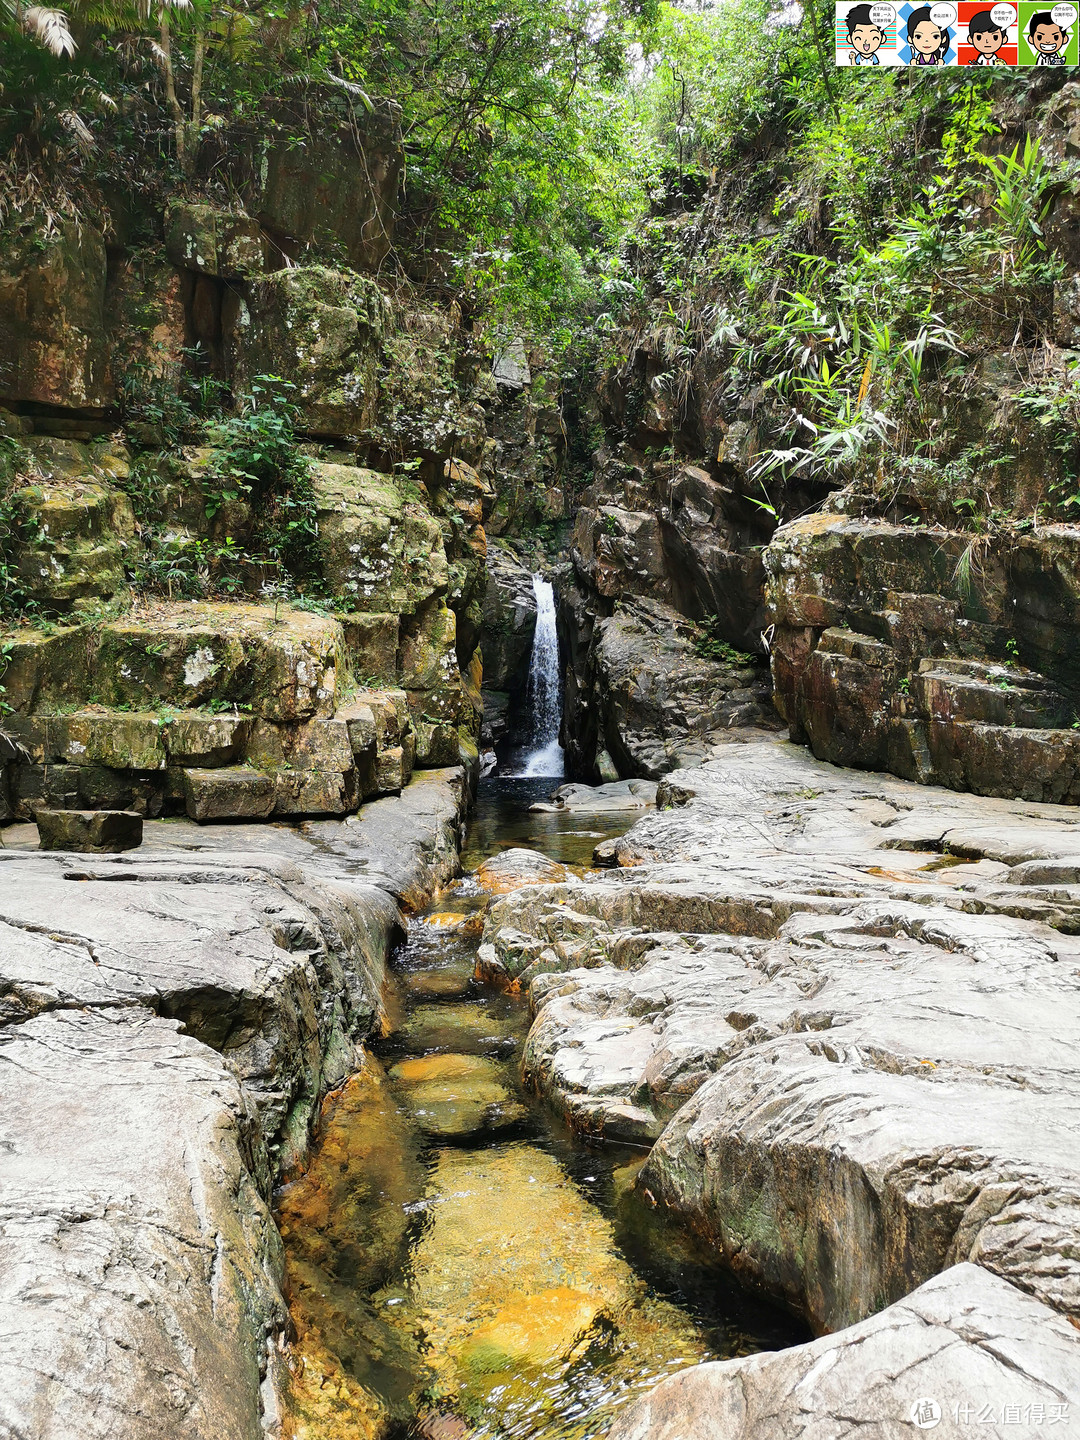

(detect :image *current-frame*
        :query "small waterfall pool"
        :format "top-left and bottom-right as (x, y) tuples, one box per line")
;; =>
(511, 575), (563, 779)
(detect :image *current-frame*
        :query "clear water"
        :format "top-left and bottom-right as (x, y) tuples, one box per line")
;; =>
(275, 775), (805, 1440)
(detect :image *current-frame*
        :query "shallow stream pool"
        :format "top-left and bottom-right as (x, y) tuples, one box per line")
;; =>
(276, 776), (803, 1440)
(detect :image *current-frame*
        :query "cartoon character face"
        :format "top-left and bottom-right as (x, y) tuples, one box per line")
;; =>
(911, 18), (944, 50)
(971, 23), (1004, 50)
(850, 21), (886, 52)
(1032, 19), (1065, 50)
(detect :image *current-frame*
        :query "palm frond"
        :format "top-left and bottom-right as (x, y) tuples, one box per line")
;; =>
(59, 108), (95, 148)
(21, 5), (76, 55)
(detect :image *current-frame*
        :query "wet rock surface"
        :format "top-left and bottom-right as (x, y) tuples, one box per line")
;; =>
(609, 1264), (1080, 1440)
(481, 541), (538, 693)
(0, 770), (466, 1440)
(530, 778), (658, 813)
(475, 845), (568, 893)
(275, 776), (800, 1440)
(488, 736), (1080, 1417)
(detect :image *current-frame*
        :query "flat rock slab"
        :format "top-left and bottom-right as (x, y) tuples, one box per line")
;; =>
(487, 736), (1080, 1426)
(35, 807), (143, 851)
(609, 1264), (1080, 1440)
(0, 769), (468, 1439)
(137, 765), (468, 908)
(530, 779), (658, 813)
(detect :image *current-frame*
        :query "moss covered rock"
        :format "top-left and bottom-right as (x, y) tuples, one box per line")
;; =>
(11, 438), (135, 611)
(165, 203), (266, 278)
(0, 223), (111, 409)
(312, 461), (447, 613)
(225, 268), (388, 436)
(181, 766), (276, 821)
(92, 602), (344, 720)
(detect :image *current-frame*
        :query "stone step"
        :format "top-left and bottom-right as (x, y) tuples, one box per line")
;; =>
(4, 691), (419, 822)
(914, 660), (1070, 729)
(924, 718), (1080, 803)
(919, 656), (1062, 691)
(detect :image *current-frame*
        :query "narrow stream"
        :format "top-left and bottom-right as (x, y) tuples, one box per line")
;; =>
(276, 775), (804, 1440)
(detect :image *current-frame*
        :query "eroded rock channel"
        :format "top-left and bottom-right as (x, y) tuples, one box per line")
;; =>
(274, 775), (802, 1440)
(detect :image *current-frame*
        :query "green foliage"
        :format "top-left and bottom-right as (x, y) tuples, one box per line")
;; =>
(289, 0), (659, 339)
(1016, 359), (1080, 512)
(716, 127), (1075, 499)
(692, 616), (758, 667)
(205, 375), (322, 584)
(0, 434), (38, 621)
(110, 375), (324, 607)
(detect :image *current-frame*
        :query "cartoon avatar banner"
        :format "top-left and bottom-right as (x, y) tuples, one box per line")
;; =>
(835, 0), (1079, 60)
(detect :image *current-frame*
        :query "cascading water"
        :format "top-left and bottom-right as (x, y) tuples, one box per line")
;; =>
(517, 573), (564, 778)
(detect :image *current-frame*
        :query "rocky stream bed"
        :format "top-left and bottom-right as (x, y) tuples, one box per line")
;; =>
(2, 746), (1080, 1440)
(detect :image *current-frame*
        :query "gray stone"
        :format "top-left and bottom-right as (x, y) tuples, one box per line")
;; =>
(489, 738), (1080, 1355)
(35, 807), (142, 852)
(590, 597), (777, 780)
(482, 541), (538, 692)
(0, 1007), (282, 1440)
(608, 1265), (1080, 1440)
(530, 778), (657, 813)
(182, 766), (276, 822)
(0, 769), (464, 1439)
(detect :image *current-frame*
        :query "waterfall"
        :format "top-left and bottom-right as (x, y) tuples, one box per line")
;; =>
(518, 574), (564, 778)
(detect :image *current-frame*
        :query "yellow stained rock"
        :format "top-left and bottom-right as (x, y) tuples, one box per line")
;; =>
(424, 911), (468, 930)
(280, 1336), (389, 1440)
(388, 1052), (520, 1138)
(474, 847), (567, 894)
(403, 968), (473, 999)
(458, 1287), (607, 1374)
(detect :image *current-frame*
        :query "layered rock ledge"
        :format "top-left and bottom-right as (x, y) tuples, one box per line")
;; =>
(482, 737), (1080, 1427)
(0, 768), (465, 1440)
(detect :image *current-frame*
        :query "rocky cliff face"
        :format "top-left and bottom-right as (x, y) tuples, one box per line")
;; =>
(0, 94), (509, 818)
(558, 446), (780, 781)
(767, 513), (1080, 802)
(555, 76), (1080, 802)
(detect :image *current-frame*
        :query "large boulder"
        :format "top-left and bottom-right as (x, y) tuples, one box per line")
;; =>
(481, 541), (538, 692)
(9, 438), (135, 611)
(531, 778), (657, 813)
(592, 598), (777, 779)
(475, 846), (567, 894)
(0, 223), (111, 409)
(609, 1265), (1080, 1440)
(224, 268), (389, 436)
(165, 203), (267, 278)
(312, 461), (447, 612)
(35, 808), (143, 852)
(92, 602), (344, 719)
